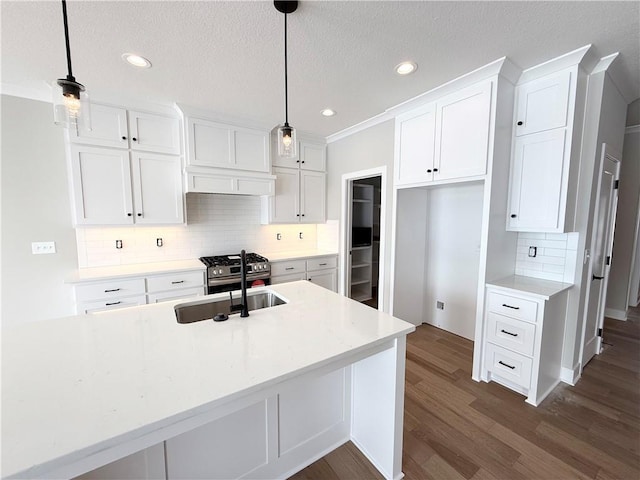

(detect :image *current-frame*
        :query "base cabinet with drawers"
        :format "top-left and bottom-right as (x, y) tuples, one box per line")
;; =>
(74, 270), (206, 314)
(270, 255), (338, 292)
(480, 278), (571, 406)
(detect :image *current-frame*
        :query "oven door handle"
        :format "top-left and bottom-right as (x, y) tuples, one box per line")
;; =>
(207, 272), (271, 287)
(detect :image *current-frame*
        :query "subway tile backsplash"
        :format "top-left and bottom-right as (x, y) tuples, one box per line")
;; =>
(76, 193), (326, 268)
(515, 232), (579, 283)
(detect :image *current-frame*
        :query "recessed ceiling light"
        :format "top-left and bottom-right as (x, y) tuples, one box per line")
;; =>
(395, 61), (417, 75)
(321, 109), (336, 117)
(122, 53), (152, 69)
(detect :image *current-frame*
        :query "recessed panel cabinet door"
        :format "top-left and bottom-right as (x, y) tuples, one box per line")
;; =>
(435, 81), (491, 181)
(187, 118), (232, 167)
(128, 111), (181, 155)
(300, 170), (326, 223)
(396, 103), (436, 185)
(130, 152), (184, 224)
(270, 167), (300, 223)
(234, 127), (270, 172)
(514, 70), (571, 136)
(70, 146), (133, 225)
(308, 270), (337, 292)
(69, 104), (128, 149)
(507, 129), (567, 231)
(299, 141), (326, 171)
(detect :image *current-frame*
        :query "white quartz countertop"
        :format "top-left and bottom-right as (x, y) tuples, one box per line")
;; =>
(487, 275), (574, 299)
(65, 259), (205, 283)
(2, 281), (414, 479)
(263, 249), (338, 262)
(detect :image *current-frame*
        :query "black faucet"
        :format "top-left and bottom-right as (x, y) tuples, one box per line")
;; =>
(239, 249), (249, 318)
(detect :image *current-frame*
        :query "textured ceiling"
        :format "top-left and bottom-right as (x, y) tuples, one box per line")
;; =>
(2, 1), (639, 137)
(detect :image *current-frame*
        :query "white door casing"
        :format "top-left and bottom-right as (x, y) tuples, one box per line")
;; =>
(581, 144), (621, 367)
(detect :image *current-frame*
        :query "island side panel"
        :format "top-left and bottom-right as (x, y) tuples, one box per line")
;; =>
(350, 336), (407, 480)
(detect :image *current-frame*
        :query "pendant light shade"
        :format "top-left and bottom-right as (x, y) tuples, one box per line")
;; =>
(275, 1), (298, 158)
(53, 0), (91, 130)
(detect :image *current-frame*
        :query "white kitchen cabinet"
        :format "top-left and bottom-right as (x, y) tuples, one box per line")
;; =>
(395, 81), (491, 187)
(481, 279), (570, 406)
(261, 168), (326, 224)
(506, 67), (577, 232)
(270, 255), (338, 292)
(70, 104), (180, 155)
(186, 117), (269, 173)
(70, 146), (184, 225)
(272, 138), (326, 171)
(73, 444), (166, 480)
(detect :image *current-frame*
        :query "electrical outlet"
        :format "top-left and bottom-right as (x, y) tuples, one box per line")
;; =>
(299, 232), (303, 240)
(528, 246), (537, 257)
(115, 240), (123, 249)
(156, 238), (163, 247)
(31, 241), (56, 255)
(277, 233), (282, 241)
(436, 301), (444, 310)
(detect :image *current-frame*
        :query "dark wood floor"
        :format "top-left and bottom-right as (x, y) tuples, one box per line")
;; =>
(291, 307), (640, 480)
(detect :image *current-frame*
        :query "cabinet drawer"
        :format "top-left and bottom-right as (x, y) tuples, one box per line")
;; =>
(271, 260), (306, 276)
(79, 295), (147, 314)
(487, 313), (536, 356)
(487, 291), (538, 323)
(485, 343), (532, 389)
(271, 273), (306, 285)
(75, 278), (146, 303)
(147, 287), (204, 304)
(306, 256), (337, 272)
(147, 271), (205, 293)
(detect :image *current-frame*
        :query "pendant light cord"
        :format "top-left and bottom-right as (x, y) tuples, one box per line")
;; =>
(61, 0), (74, 79)
(283, 11), (289, 126)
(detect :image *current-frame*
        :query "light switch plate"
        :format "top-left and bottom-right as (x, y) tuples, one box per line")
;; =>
(32, 241), (56, 254)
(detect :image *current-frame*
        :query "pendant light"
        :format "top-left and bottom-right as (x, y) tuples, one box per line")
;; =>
(274, 1), (298, 158)
(53, 0), (91, 130)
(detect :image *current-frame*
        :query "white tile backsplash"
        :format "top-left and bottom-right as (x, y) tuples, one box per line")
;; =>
(515, 232), (579, 283)
(76, 193), (335, 268)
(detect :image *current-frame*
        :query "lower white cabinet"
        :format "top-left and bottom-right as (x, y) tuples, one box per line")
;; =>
(73, 444), (165, 480)
(270, 255), (338, 292)
(73, 270), (205, 314)
(480, 279), (570, 406)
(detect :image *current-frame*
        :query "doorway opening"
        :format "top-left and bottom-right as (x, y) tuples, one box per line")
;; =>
(340, 167), (386, 311)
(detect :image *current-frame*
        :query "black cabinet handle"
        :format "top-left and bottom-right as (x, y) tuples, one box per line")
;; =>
(498, 360), (516, 370)
(106, 301), (121, 306)
(517, 121), (523, 126)
(127, 213), (133, 217)
(593, 275), (605, 280)
(121, 136), (127, 140)
(301, 214), (305, 217)
(500, 329), (518, 337)
(296, 214), (300, 217)
(427, 169), (432, 173)
(502, 303), (520, 310)
(132, 137), (137, 142)
(510, 214), (517, 218)
(171, 280), (185, 284)
(296, 160), (300, 163)
(301, 161), (305, 164)
(433, 168), (438, 172)
(285, 267), (295, 271)
(104, 288), (121, 292)
(319, 263), (327, 266)
(137, 213), (142, 217)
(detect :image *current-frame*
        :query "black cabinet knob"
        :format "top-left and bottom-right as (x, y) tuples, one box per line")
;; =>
(132, 137), (137, 142)
(301, 214), (305, 217)
(510, 214), (517, 218)
(121, 136), (127, 140)
(427, 169), (432, 173)
(517, 121), (523, 126)
(127, 213), (132, 217)
(433, 168), (438, 172)
(137, 213), (142, 217)
(301, 161), (305, 164)
(296, 214), (300, 217)
(296, 160), (300, 163)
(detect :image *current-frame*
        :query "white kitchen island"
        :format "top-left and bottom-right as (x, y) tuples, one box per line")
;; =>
(2, 281), (414, 480)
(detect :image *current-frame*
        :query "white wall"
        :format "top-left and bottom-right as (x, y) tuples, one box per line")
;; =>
(1, 95), (79, 326)
(606, 128), (640, 317)
(326, 120), (395, 311)
(515, 232), (579, 283)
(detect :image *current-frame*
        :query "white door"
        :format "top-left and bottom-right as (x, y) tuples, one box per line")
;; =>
(234, 127), (270, 172)
(70, 146), (134, 225)
(434, 81), (491, 181)
(300, 170), (326, 223)
(130, 152), (184, 224)
(299, 141), (326, 171)
(514, 70), (571, 136)
(128, 111), (181, 155)
(395, 103), (436, 185)
(187, 118), (232, 168)
(308, 270), (337, 292)
(69, 103), (128, 148)
(270, 167), (300, 223)
(582, 144), (621, 366)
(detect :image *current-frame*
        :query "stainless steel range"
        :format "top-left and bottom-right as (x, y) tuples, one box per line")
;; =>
(199, 253), (270, 294)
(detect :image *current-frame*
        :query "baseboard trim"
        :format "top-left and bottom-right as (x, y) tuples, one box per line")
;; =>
(560, 364), (581, 386)
(605, 308), (628, 321)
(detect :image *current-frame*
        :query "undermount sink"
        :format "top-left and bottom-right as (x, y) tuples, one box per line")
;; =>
(175, 291), (287, 324)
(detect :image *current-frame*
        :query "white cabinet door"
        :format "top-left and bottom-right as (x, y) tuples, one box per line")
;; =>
(396, 103), (436, 185)
(128, 111), (181, 155)
(234, 127), (270, 172)
(187, 117), (232, 168)
(74, 444), (166, 480)
(307, 270), (337, 292)
(130, 152), (184, 224)
(515, 70), (571, 136)
(507, 129), (567, 231)
(299, 141), (326, 171)
(70, 146), (134, 225)
(69, 104), (128, 149)
(269, 167), (300, 223)
(435, 81), (491, 181)
(300, 170), (326, 223)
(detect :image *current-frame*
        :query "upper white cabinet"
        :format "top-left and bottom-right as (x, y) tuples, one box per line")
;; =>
(395, 81), (492, 187)
(507, 67), (577, 232)
(70, 104), (181, 155)
(186, 117), (269, 173)
(262, 167), (326, 224)
(70, 146), (184, 225)
(273, 139), (326, 171)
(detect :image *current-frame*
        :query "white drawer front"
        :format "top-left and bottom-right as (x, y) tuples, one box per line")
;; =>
(79, 295), (147, 314)
(487, 313), (536, 357)
(147, 287), (205, 304)
(487, 291), (538, 323)
(306, 255), (337, 272)
(270, 273), (306, 284)
(75, 278), (146, 303)
(485, 343), (533, 389)
(147, 270), (205, 293)
(271, 260), (306, 276)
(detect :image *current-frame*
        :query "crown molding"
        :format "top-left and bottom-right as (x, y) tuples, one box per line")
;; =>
(518, 44), (592, 84)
